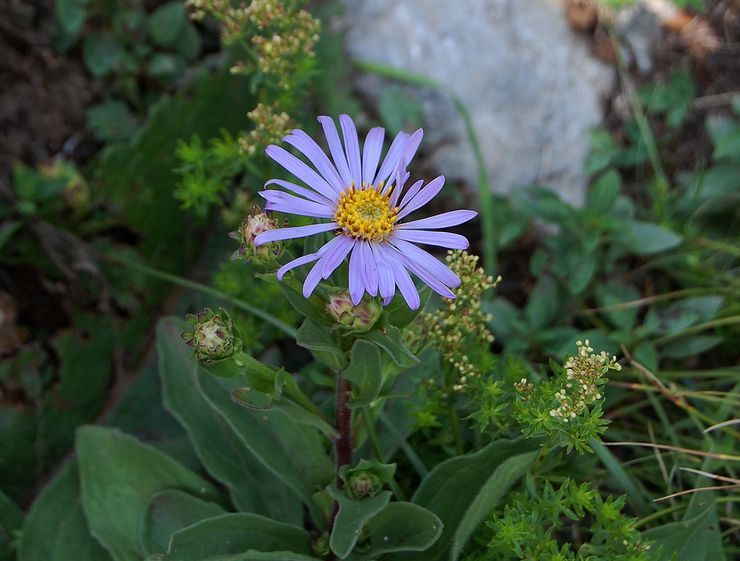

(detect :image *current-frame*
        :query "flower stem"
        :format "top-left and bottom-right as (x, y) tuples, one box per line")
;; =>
(335, 372), (353, 481)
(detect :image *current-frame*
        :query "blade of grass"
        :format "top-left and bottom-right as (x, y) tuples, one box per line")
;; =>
(590, 437), (652, 516)
(605, 441), (740, 462)
(105, 252), (298, 338)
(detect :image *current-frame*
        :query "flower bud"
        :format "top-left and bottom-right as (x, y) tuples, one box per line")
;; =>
(229, 206), (282, 265)
(339, 459), (396, 500)
(311, 532), (330, 558)
(181, 308), (238, 363)
(325, 292), (381, 334)
(347, 471), (382, 499)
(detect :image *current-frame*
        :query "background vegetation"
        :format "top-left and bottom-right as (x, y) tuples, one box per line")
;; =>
(0, 1), (737, 560)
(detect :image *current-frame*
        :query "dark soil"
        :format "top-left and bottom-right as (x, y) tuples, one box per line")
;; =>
(0, 0), (98, 177)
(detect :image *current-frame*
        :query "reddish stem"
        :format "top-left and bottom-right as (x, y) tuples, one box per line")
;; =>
(334, 373), (353, 482)
(327, 372), (353, 561)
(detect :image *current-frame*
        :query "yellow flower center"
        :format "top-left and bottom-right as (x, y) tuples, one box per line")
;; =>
(334, 183), (398, 241)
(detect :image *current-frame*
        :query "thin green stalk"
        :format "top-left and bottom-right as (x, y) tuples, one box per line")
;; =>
(361, 406), (407, 501)
(653, 315), (740, 346)
(694, 237), (740, 259)
(607, 26), (670, 220)
(105, 252), (298, 338)
(354, 59), (497, 274)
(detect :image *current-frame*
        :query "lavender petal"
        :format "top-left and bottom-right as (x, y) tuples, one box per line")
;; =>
(393, 229), (469, 249)
(318, 116), (353, 188)
(283, 130), (344, 194)
(397, 176), (445, 219)
(254, 221), (337, 246)
(266, 145), (337, 201)
(362, 127), (385, 186)
(339, 114), (362, 187)
(398, 210), (478, 230)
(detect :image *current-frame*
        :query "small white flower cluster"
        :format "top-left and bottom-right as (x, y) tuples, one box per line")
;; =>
(513, 377), (534, 398)
(422, 251), (499, 392)
(549, 340), (621, 422)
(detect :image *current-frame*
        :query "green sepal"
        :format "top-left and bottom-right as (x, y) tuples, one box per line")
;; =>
(339, 459), (397, 499)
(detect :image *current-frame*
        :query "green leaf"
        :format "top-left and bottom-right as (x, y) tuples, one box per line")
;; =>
(513, 186), (573, 223)
(148, 2), (188, 48)
(633, 341), (658, 373)
(145, 490), (225, 554)
(174, 23), (202, 60)
(297, 319), (347, 370)
(384, 288), (431, 328)
(524, 275), (558, 329)
(19, 461), (112, 561)
(359, 324), (418, 368)
(148, 53), (187, 83)
(231, 387), (338, 439)
(343, 340), (382, 408)
(622, 221), (682, 255)
(405, 439), (539, 561)
(328, 489), (391, 558)
(82, 33), (125, 76)
(279, 281), (331, 326)
(565, 252), (596, 295)
(88, 101), (136, 143)
(198, 364), (333, 522)
(76, 426), (222, 561)
(660, 335), (723, 359)
(595, 282), (640, 330)
(644, 504), (724, 561)
(587, 169), (620, 214)
(56, 0), (87, 36)
(589, 439), (650, 516)
(713, 125), (740, 161)
(1, 316), (114, 501)
(163, 514), (311, 561)
(158, 318), (305, 521)
(0, 489), (21, 561)
(352, 503), (442, 560)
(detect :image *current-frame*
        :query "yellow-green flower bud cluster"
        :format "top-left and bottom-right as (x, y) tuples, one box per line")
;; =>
(422, 251), (499, 392)
(188, 0), (319, 90)
(549, 340), (621, 422)
(239, 103), (294, 156)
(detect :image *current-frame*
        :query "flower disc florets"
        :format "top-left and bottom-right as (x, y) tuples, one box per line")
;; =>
(334, 183), (398, 241)
(181, 308), (238, 363)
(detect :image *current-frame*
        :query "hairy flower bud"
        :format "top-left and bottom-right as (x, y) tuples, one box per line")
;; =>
(181, 308), (238, 362)
(230, 206), (282, 265)
(325, 292), (381, 334)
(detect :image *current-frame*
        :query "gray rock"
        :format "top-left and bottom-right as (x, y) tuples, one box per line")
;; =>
(343, 0), (614, 206)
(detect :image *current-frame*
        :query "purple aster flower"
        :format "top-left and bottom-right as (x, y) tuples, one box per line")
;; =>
(253, 114), (477, 310)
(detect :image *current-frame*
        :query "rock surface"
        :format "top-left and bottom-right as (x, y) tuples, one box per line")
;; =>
(343, 0), (615, 206)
